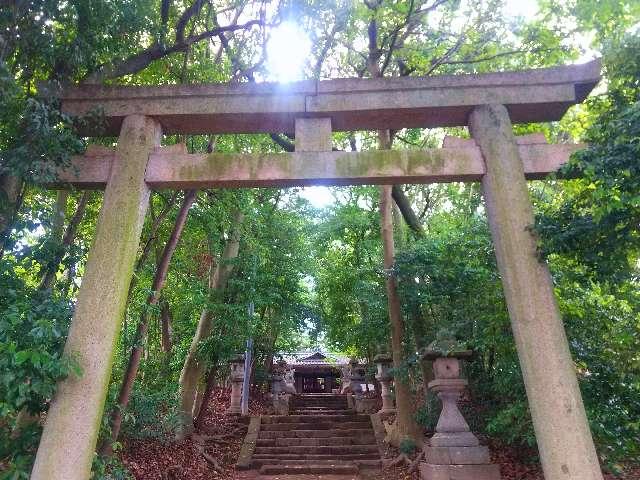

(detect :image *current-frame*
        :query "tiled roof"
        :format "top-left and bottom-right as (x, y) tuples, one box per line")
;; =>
(275, 351), (349, 367)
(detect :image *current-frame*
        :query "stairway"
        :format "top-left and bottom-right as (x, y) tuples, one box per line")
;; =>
(251, 393), (382, 475)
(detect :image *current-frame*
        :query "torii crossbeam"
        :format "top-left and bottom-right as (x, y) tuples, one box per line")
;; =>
(32, 60), (604, 480)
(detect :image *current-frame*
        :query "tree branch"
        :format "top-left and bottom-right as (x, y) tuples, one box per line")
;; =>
(392, 186), (424, 237)
(270, 134), (295, 152)
(175, 0), (206, 44)
(84, 19), (262, 83)
(435, 47), (558, 67)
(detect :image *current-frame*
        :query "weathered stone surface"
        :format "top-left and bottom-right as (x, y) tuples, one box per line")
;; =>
(423, 446), (491, 465)
(60, 60), (600, 135)
(237, 416), (261, 470)
(354, 397), (378, 414)
(430, 432), (480, 447)
(55, 142), (582, 189)
(419, 463), (501, 480)
(295, 117), (332, 152)
(228, 355), (245, 415)
(32, 115), (161, 480)
(470, 104), (602, 480)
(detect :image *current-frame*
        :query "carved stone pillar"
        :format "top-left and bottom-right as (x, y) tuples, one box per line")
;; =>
(420, 349), (500, 480)
(374, 353), (395, 414)
(228, 354), (245, 414)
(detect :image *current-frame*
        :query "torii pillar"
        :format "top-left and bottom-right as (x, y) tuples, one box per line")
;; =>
(470, 104), (602, 480)
(31, 115), (161, 480)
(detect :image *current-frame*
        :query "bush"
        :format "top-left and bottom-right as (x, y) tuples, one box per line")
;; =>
(119, 386), (180, 441)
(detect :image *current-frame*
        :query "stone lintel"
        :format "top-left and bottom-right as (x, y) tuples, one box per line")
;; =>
(60, 60), (600, 136)
(54, 142), (581, 189)
(295, 118), (332, 152)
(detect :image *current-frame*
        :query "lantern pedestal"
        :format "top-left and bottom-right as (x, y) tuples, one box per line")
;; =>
(420, 350), (500, 480)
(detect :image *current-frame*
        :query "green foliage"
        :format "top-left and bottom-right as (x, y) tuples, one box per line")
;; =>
(485, 401), (536, 448)
(119, 387), (180, 441)
(313, 187), (389, 358)
(0, 263), (79, 414)
(399, 438), (418, 455)
(0, 259), (79, 477)
(537, 33), (640, 279)
(91, 456), (133, 480)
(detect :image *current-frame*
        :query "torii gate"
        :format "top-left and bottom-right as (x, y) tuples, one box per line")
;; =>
(32, 60), (603, 480)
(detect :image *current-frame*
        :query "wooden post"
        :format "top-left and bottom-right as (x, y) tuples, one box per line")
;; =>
(31, 115), (161, 480)
(469, 104), (602, 480)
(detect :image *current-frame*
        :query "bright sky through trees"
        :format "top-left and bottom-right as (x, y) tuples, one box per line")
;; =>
(265, 21), (332, 207)
(266, 21), (311, 82)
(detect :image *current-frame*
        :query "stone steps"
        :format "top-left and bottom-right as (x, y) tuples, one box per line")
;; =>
(260, 421), (372, 431)
(244, 393), (382, 476)
(259, 464), (358, 475)
(253, 458), (382, 467)
(258, 428), (373, 439)
(252, 453), (380, 462)
(291, 409), (352, 415)
(261, 414), (370, 423)
(254, 445), (379, 455)
(256, 436), (376, 447)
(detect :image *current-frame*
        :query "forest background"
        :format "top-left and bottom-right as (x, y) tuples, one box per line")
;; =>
(1, 0), (639, 478)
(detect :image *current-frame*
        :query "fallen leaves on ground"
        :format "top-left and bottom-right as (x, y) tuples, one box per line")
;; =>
(118, 390), (639, 480)
(118, 387), (269, 480)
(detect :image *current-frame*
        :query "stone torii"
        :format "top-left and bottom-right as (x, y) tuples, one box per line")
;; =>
(31, 60), (603, 480)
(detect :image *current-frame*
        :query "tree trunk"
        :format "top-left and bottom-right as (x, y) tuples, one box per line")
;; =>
(160, 299), (173, 354)
(380, 178), (422, 445)
(194, 364), (219, 431)
(0, 174), (23, 257)
(40, 191), (90, 291)
(408, 304), (434, 404)
(177, 209), (244, 438)
(100, 190), (196, 456)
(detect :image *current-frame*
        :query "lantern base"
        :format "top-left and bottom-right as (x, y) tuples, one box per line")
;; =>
(430, 431), (479, 447)
(420, 445), (501, 480)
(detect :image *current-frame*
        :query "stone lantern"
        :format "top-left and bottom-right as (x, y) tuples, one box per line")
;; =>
(271, 373), (284, 395)
(348, 358), (364, 395)
(227, 354), (245, 415)
(373, 353), (395, 414)
(419, 345), (500, 480)
(269, 360), (292, 415)
(339, 363), (352, 393)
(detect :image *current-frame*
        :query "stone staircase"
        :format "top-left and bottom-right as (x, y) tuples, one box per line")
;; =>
(250, 393), (382, 476)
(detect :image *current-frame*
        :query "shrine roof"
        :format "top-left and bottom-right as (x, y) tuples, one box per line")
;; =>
(276, 351), (349, 367)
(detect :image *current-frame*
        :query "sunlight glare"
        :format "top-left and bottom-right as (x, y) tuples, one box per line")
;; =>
(266, 22), (311, 82)
(299, 186), (333, 208)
